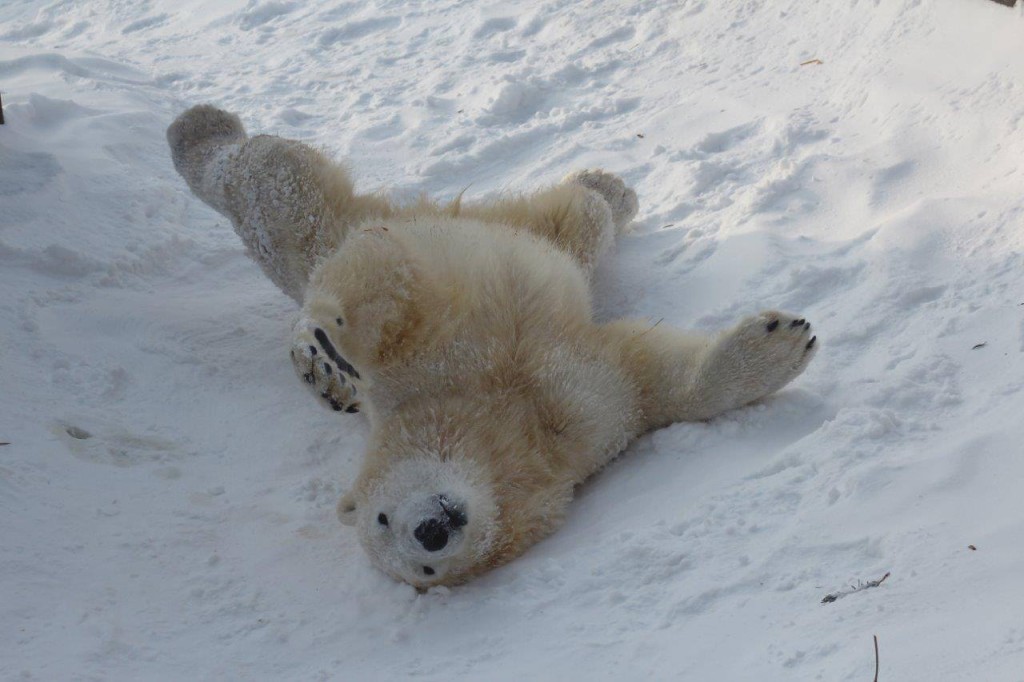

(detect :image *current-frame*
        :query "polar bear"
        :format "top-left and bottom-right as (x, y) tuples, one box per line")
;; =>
(168, 105), (817, 588)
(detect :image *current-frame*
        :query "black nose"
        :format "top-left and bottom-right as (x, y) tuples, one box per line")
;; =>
(414, 519), (449, 552)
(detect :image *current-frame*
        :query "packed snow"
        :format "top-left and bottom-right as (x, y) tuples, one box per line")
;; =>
(2, 0), (1024, 679)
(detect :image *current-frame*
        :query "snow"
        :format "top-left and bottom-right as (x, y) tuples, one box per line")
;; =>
(2, 0), (1024, 679)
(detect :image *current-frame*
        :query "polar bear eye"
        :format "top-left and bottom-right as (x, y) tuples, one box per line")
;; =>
(377, 513), (389, 527)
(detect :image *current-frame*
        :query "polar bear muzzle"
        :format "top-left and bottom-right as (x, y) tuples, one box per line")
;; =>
(413, 494), (468, 552)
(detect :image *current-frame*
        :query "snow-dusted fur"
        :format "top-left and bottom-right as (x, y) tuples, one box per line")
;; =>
(168, 105), (817, 588)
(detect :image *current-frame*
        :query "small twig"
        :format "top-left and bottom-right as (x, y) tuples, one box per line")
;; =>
(0, 442), (9, 446)
(972, 342), (987, 350)
(800, 58), (824, 66)
(821, 571), (890, 604)
(634, 318), (665, 340)
(873, 635), (880, 682)
(0, 91), (5, 125)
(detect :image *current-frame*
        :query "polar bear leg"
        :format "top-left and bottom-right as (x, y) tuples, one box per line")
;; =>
(458, 170), (638, 273)
(606, 311), (817, 431)
(562, 169), (639, 234)
(288, 227), (432, 415)
(167, 105), (390, 303)
(290, 318), (364, 414)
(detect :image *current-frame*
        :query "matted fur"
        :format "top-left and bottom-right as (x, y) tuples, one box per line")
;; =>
(168, 105), (818, 588)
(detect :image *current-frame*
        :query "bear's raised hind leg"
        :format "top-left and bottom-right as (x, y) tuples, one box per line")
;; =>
(168, 105), (392, 303)
(562, 169), (638, 234)
(458, 170), (638, 274)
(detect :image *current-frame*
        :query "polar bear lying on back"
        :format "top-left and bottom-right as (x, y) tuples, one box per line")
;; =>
(167, 105), (817, 588)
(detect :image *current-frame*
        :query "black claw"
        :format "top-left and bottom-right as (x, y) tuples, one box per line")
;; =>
(323, 363), (332, 375)
(309, 345), (317, 356)
(766, 320), (780, 332)
(303, 372), (315, 384)
(336, 317), (344, 326)
(329, 398), (343, 412)
(804, 322), (811, 331)
(345, 404), (360, 414)
(806, 336), (816, 350)
(791, 319), (805, 328)
(290, 350), (295, 359)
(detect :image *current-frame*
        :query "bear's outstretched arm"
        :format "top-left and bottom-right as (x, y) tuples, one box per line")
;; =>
(605, 311), (817, 431)
(167, 105), (392, 302)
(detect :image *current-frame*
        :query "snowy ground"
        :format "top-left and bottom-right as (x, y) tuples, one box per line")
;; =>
(2, 0), (1024, 679)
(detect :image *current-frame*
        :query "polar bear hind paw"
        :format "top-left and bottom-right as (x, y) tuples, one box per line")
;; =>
(291, 321), (362, 414)
(564, 169), (639, 231)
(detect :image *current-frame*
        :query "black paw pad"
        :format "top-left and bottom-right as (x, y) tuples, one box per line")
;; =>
(313, 328), (361, 379)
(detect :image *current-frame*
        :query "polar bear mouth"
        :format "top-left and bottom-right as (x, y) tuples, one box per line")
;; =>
(439, 494), (468, 528)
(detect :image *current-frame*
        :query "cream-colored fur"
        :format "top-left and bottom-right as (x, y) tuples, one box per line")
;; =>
(168, 105), (817, 588)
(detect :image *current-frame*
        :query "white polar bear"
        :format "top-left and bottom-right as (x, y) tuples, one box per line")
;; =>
(168, 105), (817, 588)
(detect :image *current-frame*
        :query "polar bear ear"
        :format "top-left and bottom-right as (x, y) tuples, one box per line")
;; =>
(337, 492), (358, 526)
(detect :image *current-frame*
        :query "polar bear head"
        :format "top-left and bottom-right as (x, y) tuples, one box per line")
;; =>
(338, 454), (500, 587)
(334, 396), (574, 587)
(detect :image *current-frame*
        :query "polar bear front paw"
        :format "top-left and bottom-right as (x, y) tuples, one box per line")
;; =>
(565, 169), (639, 232)
(291, 319), (363, 414)
(705, 311), (818, 404)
